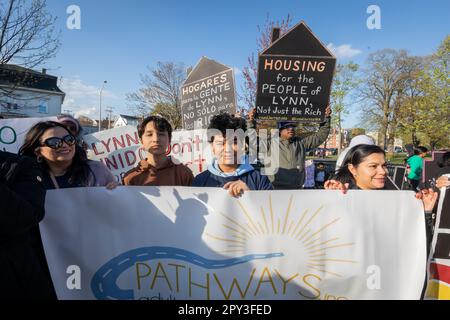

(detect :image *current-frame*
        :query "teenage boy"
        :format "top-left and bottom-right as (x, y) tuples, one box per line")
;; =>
(192, 113), (273, 197)
(122, 116), (193, 186)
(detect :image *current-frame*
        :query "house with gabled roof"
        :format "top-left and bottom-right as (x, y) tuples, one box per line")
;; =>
(0, 64), (65, 118)
(113, 114), (142, 128)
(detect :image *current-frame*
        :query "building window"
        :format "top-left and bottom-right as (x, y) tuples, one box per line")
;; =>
(38, 101), (48, 114)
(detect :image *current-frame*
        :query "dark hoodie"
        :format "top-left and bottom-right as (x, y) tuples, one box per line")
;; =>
(192, 157), (273, 190)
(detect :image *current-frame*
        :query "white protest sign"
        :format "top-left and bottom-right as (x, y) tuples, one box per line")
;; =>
(169, 129), (212, 176)
(84, 126), (146, 182)
(84, 126), (212, 181)
(40, 188), (426, 300)
(0, 117), (57, 153)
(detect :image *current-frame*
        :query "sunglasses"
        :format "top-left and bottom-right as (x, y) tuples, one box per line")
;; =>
(41, 135), (77, 149)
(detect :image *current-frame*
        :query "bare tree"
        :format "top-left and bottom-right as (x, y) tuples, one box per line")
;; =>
(240, 14), (292, 113)
(0, 0), (60, 67)
(126, 62), (186, 129)
(151, 102), (182, 129)
(0, 0), (60, 104)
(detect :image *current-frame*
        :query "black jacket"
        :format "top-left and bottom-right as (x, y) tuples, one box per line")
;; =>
(0, 151), (54, 300)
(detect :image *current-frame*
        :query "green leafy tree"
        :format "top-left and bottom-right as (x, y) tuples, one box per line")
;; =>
(351, 128), (366, 138)
(396, 56), (427, 147)
(415, 36), (450, 149)
(396, 36), (449, 150)
(359, 49), (411, 151)
(330, 62), (359, 154)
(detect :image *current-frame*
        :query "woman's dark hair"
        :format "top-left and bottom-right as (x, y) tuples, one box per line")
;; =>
(138, 116), (172, 141)
(207, 113), (247, 143)
(333, 144), (386, 185)
(414, 146), (428, 155)
(439, 151), (450, 168)
(19, 121), (93, 186)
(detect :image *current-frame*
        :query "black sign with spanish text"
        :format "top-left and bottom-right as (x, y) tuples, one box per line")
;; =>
(181, 57), (236, 130)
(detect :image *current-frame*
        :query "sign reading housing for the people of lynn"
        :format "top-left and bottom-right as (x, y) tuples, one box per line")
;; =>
(181, 57), (237, 130)
(256, 21), (336, 123)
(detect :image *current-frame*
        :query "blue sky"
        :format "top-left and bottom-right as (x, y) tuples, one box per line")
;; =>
(44, 0), (449, 128)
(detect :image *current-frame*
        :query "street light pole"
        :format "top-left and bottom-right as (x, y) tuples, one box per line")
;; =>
(99, 80), (107, 132)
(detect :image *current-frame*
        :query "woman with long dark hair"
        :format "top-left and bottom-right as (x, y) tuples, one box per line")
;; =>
(19, 121), (116, 190)
(18, 121), (117, 299)
(325, 144), (438, 253)
(325, 144), (437, 204)
(327, 144), (389, 190)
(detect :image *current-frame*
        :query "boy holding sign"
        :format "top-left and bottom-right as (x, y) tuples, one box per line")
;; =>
(192, 113), (273, 197)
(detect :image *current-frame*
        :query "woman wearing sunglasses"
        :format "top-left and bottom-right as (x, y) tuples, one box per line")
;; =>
(18, 121), (117, 299)
(19, 121), (117, 190)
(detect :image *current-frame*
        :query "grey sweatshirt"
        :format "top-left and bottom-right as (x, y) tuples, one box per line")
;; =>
(247, 117), (331, 189)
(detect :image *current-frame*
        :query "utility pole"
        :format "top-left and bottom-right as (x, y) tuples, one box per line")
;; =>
(99, 80), (107, 132)
(105, 107), (114, 129)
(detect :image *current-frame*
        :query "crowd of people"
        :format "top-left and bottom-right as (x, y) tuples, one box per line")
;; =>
(0, 108), (447, 300)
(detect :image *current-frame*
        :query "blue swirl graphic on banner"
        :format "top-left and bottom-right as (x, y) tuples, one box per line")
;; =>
(91, 246), (283, 300)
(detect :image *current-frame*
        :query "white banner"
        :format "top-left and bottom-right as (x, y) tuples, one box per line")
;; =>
(40, 188), (427, 300)
(0, 116), (57, 153)
(84, 126), (211, 181)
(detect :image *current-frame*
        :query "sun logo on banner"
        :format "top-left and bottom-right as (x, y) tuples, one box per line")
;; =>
(91, 192), (357, 300)
(204, 194), (357, 278)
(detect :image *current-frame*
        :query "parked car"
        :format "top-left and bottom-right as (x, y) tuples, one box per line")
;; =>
(311, 148), (337, 157)
(394, 146), (404, 153)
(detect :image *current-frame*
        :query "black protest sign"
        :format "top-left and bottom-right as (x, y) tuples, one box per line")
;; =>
(435, 174), (450, 229)
(425, 181), (450, 299)
(180, 57), (236, 130)
(433, 233), (450, 260)
(438, 190), (450, 229)
(388, 165), (407, 190)
(423, 152), (450, 228)
(256, 21), (336, 123)
(423, 152), (446, 184)
(428, 188), (450, 286)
